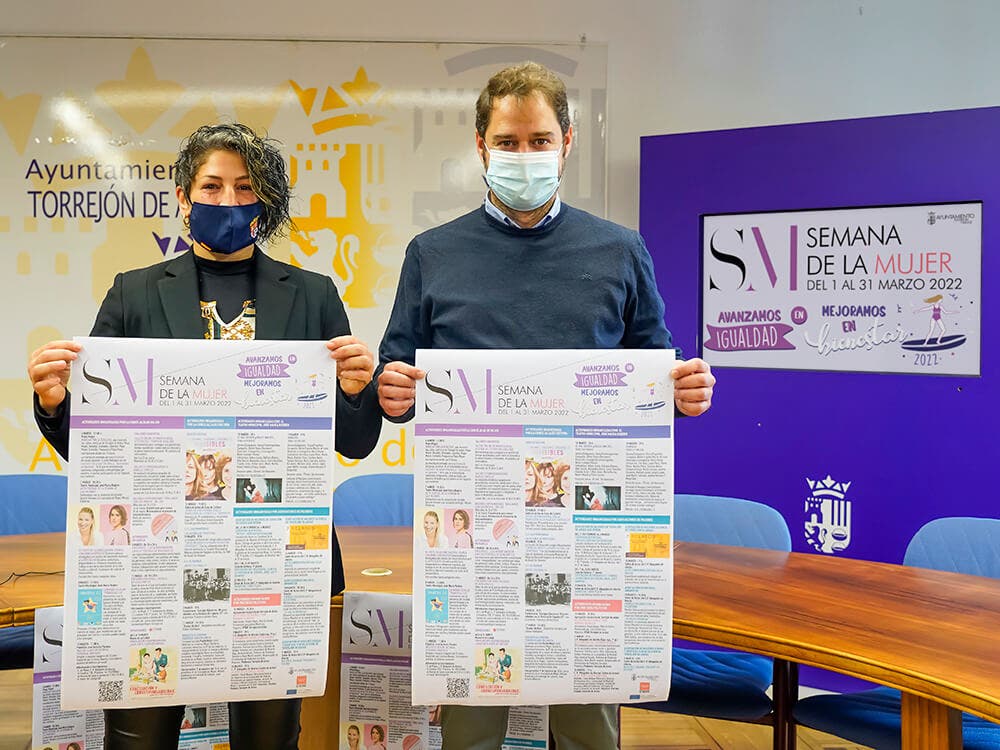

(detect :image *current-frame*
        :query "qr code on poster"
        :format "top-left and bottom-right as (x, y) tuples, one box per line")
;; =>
(98, 679), (124, 703)
(446, 678), (469, 700)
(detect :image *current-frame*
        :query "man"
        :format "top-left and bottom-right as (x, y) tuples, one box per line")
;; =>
(378, 63), (715, 750)
(154, 647), (168, 681)
(497, 647), (512, 681)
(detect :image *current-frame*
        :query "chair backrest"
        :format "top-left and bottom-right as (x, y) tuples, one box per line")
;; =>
(333, 473), (414, 527)
(0, 473), (68, 535)
(903, 517), (1000, 579)
(675, 493), (791, 551)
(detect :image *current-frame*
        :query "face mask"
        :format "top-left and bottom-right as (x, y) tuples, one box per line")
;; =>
(484, 146), (562, 212)
(188, 201), (262, 254)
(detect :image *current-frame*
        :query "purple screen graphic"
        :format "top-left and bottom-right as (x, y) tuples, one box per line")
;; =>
(640, 106), (1000, 689)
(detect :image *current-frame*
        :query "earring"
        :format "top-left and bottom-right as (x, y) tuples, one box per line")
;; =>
(183, 215), (190, 230)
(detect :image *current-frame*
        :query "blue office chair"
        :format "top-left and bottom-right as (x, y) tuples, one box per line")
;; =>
(0, 473), (68, 535)
(632, 494), (795, 750)
(0, 473), (68, 669)
(794, 517), (1000, 750)
(333, 473), (413, 526)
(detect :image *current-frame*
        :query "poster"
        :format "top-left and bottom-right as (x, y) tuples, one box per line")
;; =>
(702, 202), (982, 375)
(62, 337), (336, 708)
(412, 349), (674, 706)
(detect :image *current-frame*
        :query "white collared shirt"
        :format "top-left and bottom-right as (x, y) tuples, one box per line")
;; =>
(483, 193), (562, 229)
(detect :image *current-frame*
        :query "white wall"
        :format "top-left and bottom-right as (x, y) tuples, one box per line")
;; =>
(7, 0), (1000, 227)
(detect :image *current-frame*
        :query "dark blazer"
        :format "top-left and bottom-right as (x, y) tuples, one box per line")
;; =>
(35, 250), (381, 593)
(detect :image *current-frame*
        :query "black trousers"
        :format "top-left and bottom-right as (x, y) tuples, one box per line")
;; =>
(104, 697), (301, 749)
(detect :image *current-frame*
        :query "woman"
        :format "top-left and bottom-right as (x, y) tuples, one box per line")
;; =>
(106, 505), (131, 545)
(916, 293), (954, 345)
(420, 510), (448, 549)
(479, 650), (499, 682)
(345, 724), (361, 750)
(523, 459), (538, 505)
(136, 651), (156, 683)
(196, 454), (222, 498)
(154, 647), (168, 682)
(451, 509), (473, 548)
(554, 464), (571, 504)
(77, 506), (103, 546)
(245, 478), (265, 504)
(531, 462), (563, 507)
(369, 725), (387, 750)
(28, 123), (382, 750)
(215, 455), (234, 501)
(183, 451), (203, 501)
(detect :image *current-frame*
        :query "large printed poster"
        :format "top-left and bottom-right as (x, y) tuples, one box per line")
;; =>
(412, 349), (674, 706)
(701, 202), (982, 375)
(63, 337), (337, 708)
(0, 37), (606, 476)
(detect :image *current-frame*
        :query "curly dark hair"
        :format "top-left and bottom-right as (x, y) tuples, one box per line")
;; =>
(173, 123), (292, 245)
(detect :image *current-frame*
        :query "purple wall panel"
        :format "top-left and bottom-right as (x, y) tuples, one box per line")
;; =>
(640, 107), (1000, 690)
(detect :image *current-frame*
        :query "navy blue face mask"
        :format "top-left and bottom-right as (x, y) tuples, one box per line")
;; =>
(188, 201), (262, 254)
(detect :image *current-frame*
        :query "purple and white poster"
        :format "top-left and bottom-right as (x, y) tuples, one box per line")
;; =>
(702, 202), (981, 375)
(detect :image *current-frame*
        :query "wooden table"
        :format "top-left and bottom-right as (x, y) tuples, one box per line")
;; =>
(4, 530), (999, 750)
(673, 541), (1000, 749)
(0, 531), (65, 628)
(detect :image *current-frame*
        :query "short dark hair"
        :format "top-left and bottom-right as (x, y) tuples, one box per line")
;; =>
(174, 123), (292, 245)
(476, 62), (570, 138)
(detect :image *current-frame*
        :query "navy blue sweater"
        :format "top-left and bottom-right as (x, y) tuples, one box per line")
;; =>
(379, 204), (675, 416)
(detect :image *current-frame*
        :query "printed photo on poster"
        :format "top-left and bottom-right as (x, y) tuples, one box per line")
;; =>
(446, 508), (474, 549)
(525, 573), (571, 607)
(100, 503), (131, 546)
(73, 505), (103, 547)
(183, 568), (232, 603)
(574, 485), (621, 511)
(236, 476), (282, 504)
(186, 448), (234, 501)
(417, 507), (449, 549)
(524, 456), (571, 508)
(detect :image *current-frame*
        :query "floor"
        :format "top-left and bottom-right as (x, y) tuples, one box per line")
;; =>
(0, 668), (870, 750)
(619, 706), (872, 749)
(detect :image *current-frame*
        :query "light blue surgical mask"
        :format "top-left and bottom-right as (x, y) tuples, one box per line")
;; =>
(484, 146), (562, 212)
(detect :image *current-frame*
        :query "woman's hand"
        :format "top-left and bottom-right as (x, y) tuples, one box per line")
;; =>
(28, 340), (82, 415)
(327, 335), (374, 396)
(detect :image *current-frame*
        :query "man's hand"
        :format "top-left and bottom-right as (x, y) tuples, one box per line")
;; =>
(327, 335), (374, 396)
(377, 361), (425, 417)
(28, 340), (82, 415)
(672, 358), (715, 416)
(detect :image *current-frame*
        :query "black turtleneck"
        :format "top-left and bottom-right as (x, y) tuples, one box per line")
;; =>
(192, 252), (256, 323)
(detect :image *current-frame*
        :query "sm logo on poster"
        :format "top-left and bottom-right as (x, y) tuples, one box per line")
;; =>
(346, 605), (410, 650)
(78, 357), (155, 408)
(423, 368), (493, 416)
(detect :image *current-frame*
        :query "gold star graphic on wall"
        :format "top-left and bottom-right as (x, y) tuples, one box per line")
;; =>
(0, 91), (43, 154)
(95, 47), (184, 134)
